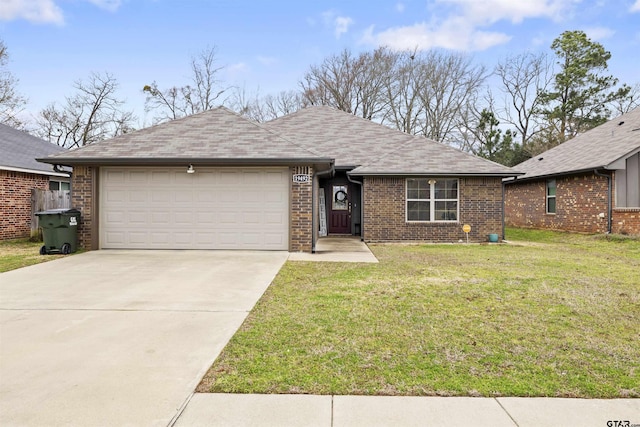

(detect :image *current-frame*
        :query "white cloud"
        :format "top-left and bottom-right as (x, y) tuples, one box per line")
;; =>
(361, 0), (578, 51)
(0, 0), (123, 24)
(631, 0), (640, 12)
(257, 55), (277, 66)
(322, 10), (354, 39)
(583, 26), (615, 40)
(0, 0), (64, 25)
(87, 0), (122, 12)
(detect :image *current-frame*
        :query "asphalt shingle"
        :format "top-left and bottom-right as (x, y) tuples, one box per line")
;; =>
(512, 108), (640, 180)
(0, 124), (66, 174)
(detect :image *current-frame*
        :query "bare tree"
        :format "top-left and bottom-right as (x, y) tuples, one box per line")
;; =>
(143, 46), (227, 123)
(300, 47), (394, 120)
(35, 72), (135, 148)
(495, 52), (552, 146)
(0, 40), (27, 128)
(609, 82), (640, 115)
(381, 50), (424, 134)
(230, 87), (306, 122)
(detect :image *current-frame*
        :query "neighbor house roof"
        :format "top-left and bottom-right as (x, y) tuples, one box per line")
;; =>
(39, 107), (332, 167)
(265, 106), (519, 177)
(0, 124), (68, 176)
(509, 108), (640, 182)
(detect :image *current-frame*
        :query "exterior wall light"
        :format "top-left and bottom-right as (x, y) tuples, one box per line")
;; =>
(187, 164), (195, 174)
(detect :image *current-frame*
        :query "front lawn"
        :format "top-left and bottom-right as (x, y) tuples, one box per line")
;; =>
(0, 239), (65, 272)
(198, 228), (640, 398)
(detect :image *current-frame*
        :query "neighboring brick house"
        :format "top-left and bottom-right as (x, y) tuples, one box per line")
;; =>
(0, 124), (70, 240)
(505, 108), (640, 236)
(38, 106), (519, 253)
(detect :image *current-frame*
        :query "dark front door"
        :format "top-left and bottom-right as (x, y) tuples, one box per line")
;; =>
(329, 184), (351, 234)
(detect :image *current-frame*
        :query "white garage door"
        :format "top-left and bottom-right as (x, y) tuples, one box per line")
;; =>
(100, 167), (289, 250)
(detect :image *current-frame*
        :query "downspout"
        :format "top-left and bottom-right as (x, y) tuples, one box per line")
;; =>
(594, 169), (612, 234)
(347, 174), (364, 242)
(313, 164), (335, 253)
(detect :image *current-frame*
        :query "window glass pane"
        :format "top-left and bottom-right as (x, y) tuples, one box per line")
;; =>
(547, 197), (556, 214)
(332, 185), (348, 210)
(61, 182), (70, 191)
(407, 179), (429, 199)
(547, 179), (556, 196)
(49, 181), (59, 191)
(434, 179), (458, 199)
(407, 201), (430, 221)
(435, 201), (458, 221)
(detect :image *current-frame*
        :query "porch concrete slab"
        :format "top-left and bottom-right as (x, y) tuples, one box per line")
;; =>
(174, 393), (332, 427)
(288, 237), (378, 263)
(332, 396), (516, 427)
(497, 397), (640, 427)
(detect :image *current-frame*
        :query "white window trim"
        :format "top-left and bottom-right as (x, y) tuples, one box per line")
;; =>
(546, 179), (556, 215)
(406, 178), (459, 223)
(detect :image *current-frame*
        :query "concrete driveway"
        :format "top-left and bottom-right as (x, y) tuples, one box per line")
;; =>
(0, 250), (288, 426)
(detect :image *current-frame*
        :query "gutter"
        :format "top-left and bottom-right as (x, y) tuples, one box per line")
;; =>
(36, 157), (334, 167)
(0, 165), (70, 178)
(312, 164), (335, 253)
(347, 174), (364, 242)
(594, 169), (612, 233)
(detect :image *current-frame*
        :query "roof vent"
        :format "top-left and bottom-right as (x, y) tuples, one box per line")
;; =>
(538, 157), (544, 161)
(618, 121), (625, 126)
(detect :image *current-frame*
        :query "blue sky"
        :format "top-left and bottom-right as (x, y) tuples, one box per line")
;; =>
(2, 0), (639, 128)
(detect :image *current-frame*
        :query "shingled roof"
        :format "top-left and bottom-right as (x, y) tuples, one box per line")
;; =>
(0, 124), (67, 176)
(510, 108), (640, 181)
(39, 105), (520, 177)
(40, 107), (330, 166)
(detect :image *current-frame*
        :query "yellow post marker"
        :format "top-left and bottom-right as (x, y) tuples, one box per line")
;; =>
(462, 224), (471, 243)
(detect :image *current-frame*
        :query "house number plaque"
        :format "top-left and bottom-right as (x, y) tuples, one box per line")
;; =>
(293, 174), (311, 183)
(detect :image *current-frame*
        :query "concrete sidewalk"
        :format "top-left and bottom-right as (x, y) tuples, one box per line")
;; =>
(288, 236), (378, 263)
(175, 394), (640, 426)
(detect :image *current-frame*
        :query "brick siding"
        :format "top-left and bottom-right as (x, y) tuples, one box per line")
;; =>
(505, 172), (610, 233)
(612, 209), (640, 235)
(290, 166), (313, 252)
(0, 170), (50, 240)
(70, 165), (95, 250)
(363, 176), (504, 243)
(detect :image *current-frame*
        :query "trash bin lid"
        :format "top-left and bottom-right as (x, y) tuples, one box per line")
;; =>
(35, 208), (81, 216)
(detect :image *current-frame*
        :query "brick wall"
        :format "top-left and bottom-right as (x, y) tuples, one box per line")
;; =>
(0, 170), (50, 240)
(290, 166), (313, 252)
(505, 172), (610, 233)
(70, 165), (95, 250)
(363, 176), (504, 243)
(612, 209), (640, 235)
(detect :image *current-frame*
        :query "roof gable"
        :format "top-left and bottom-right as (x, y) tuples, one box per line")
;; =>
(512, 108), (640, 180)
(42, 107), (328, 165)
(0, 124), (67, 175)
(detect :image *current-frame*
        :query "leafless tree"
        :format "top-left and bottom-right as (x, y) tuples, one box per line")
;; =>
(143, 46), (227, 123)
(0, 40), (27, 129)
(230, 87), (306, 122)
(495, 52), (552, 146)
(300, 47), (394, 121)
(609, 82), (640, 115)
(381, 50), (424, 134)
(35, 72), (135, 148)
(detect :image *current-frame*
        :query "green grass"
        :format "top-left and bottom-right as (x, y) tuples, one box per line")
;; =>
(198, 228), (640, 398)
(0, 238), (66, 272)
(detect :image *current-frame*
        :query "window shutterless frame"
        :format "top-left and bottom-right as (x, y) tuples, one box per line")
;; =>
(546, 179), (556, 214)
(406, 178), (459, 222)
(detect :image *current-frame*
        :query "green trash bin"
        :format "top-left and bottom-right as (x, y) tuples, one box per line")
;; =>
(35, 208), (81, 255)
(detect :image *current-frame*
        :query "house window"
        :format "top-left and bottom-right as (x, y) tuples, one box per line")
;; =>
(406, 178), (458, 222)
(546, 179), (556, 214)
(49, 180), (70, 191)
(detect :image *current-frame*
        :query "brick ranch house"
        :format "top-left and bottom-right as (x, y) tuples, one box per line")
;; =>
(39, 106), (520, 252)
(505, 108), (640, 236)
(0, 124), (70, 240)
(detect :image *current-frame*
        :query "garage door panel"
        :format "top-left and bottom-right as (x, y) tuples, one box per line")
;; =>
(101, 167), (289, 250)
